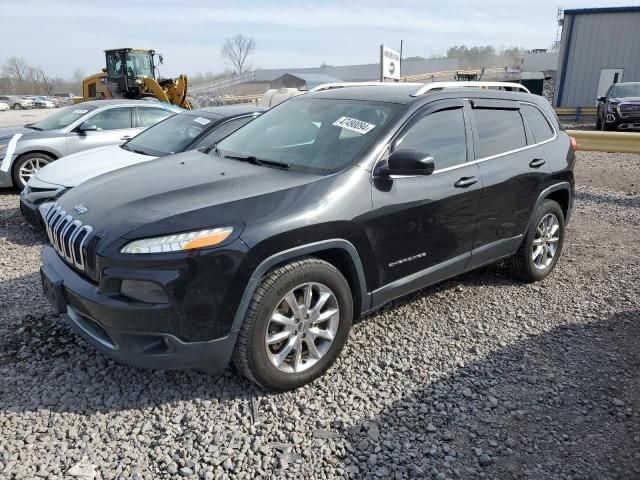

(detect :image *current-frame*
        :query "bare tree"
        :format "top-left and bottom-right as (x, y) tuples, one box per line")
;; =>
(221, 34), (256, 75)
(2, 56), (29, 89)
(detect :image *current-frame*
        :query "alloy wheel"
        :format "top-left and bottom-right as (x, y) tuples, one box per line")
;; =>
(265, 282), (340, 373)
(532, 213), (560, 270)
(18, 157), (49, 187)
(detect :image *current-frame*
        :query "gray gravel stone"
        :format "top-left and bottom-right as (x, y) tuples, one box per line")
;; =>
(0, 158), (639, 479)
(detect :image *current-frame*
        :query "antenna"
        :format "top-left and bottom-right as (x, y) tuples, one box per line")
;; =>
(554, 7), (564, 50)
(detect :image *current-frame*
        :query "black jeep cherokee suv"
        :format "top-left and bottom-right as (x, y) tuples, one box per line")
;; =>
(596, 81), (640, 131)
(40, 84), (575, 391)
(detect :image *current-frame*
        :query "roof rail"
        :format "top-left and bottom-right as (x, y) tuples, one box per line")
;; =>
(309, 81), (422, 93)
(411, 81), (530, 96)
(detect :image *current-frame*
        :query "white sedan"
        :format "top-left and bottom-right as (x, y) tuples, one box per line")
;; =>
(20, 105), (264, 228)
(0, 102), (9, 111)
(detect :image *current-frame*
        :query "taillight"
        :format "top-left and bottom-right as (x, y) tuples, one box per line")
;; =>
(570, 136), (577, 151)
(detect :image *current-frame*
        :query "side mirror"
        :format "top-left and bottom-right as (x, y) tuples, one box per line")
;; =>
(78, 122), (98, 132)
(597, 96), (607, 102)
(376, 149), (435, 177)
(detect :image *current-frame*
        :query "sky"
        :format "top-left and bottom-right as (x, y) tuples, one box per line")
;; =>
(1, 0), (637, 78)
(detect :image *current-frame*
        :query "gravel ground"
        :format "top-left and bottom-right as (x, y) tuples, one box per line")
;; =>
(1, 152), (639, 479)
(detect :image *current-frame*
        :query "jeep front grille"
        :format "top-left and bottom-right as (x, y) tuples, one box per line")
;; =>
(44, 204), (93, 271)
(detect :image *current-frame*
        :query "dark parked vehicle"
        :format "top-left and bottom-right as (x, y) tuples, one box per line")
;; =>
(40, 83), (576, 391)
(596, 81), (640, 131)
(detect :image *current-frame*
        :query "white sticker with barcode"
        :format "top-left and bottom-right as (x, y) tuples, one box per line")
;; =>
(73, 109), (88, 114)
(193, 117), (211, 125)
(332, 116), (376, 135)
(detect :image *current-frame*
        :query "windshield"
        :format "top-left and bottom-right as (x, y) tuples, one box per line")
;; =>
(612, 83), (640, 98)
(217, 97), (399, 174)
(124, 112), (216, 156)
(106, 51), (154, 78)
(31, 105), (97, 131)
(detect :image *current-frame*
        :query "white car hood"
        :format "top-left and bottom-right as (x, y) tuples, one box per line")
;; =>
(34, 145), (156, 188)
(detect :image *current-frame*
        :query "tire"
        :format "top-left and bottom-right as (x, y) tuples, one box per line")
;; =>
(13, 103), (22, 110)
(233, 257), (353, 391)
(595, 117), (602, 130)
(12, 152), (54, 190)
(508, 199), (565, 283)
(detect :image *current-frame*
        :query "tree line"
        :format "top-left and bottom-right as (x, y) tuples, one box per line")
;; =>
(1, 57), (84, 95)
(431, 45), (527, 69)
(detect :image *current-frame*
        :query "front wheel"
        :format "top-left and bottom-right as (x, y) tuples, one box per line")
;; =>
(508, 199), (565, 282)
(13, 103), (22, 110)
(12, 152), (54, 189)
(233, 258), (353, 391)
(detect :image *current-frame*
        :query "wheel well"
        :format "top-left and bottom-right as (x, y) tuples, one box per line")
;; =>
(309, 249), (364, 317)
(15, 150), (58, 163)
(545, 188), (570, 220)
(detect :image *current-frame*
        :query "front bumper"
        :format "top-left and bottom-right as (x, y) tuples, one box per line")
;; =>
(40, 245), (244, 373)
(19, 193), (45, 229)
(605, 111), (640, 129)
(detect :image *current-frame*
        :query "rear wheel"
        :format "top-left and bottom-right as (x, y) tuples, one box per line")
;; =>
(233, 258), (353, 391)
(508, 199), (565, 282)
(12, 152), (54, 189)
(13, 103), (22, 110)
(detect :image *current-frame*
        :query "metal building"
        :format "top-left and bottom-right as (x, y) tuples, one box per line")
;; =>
(554, 6), (640, 107)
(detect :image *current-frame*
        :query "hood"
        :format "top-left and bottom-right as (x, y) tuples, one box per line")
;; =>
(0, 126), (42, 140)
(34, 145), (152, 187)
(612, 97), (640, 103)
(55, 150), (321, 248)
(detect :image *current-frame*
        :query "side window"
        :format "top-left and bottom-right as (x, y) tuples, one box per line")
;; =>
(471, 108), (527, 158)
(521, 104), (554, 143)
(193, 117), (254, 148)
(88, 107), (132, 131)
(395, 107), (467, 170)
(137, 107), (173, 127)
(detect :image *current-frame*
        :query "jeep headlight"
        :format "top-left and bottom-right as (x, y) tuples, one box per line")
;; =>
(607, 102), (619, 113)
(121, 227), (233, 254)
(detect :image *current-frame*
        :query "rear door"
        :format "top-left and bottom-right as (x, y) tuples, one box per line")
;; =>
(66, 106), (135, 155)
(369, 100), (482, 293)
(469, 99), (552, 268)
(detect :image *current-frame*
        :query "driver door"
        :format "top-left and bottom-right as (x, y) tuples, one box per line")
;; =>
(368, 100), (482, 301)
(66, 107), (136, 155)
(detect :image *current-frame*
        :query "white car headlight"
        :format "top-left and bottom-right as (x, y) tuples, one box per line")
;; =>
(121, 227), (233, 254)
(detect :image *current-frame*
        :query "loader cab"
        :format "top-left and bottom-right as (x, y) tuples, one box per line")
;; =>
(104, 49), (156, 98)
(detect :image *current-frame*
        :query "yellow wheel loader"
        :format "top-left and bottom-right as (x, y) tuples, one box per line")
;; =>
(76, 48), (192, 109)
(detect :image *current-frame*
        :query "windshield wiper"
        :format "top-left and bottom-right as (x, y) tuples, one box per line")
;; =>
(224, 154), (290, 170)
(121, 143), (151, 155)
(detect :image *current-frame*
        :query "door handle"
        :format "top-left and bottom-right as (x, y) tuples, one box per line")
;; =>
(529, 158), (546, 168)
(454, 176), (478, 188)
(120, 135), (132, 141)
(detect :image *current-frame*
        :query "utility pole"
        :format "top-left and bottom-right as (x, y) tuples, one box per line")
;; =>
(399, 40), (403, 81)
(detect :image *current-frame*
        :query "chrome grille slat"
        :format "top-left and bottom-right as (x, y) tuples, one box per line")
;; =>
(43, 203), (94, 273)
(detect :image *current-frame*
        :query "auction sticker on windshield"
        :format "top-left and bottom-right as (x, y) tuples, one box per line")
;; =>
(73, 110), (89, 114)
(193, 117), (211, 126)
(332, 116), (375, 135)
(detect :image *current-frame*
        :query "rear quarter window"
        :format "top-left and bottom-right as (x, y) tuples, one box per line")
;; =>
(521, 104), (555, 143)
(472, 108), (527, 158)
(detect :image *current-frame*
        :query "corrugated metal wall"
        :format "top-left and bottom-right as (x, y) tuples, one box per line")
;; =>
(554, 10), (640, 107)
